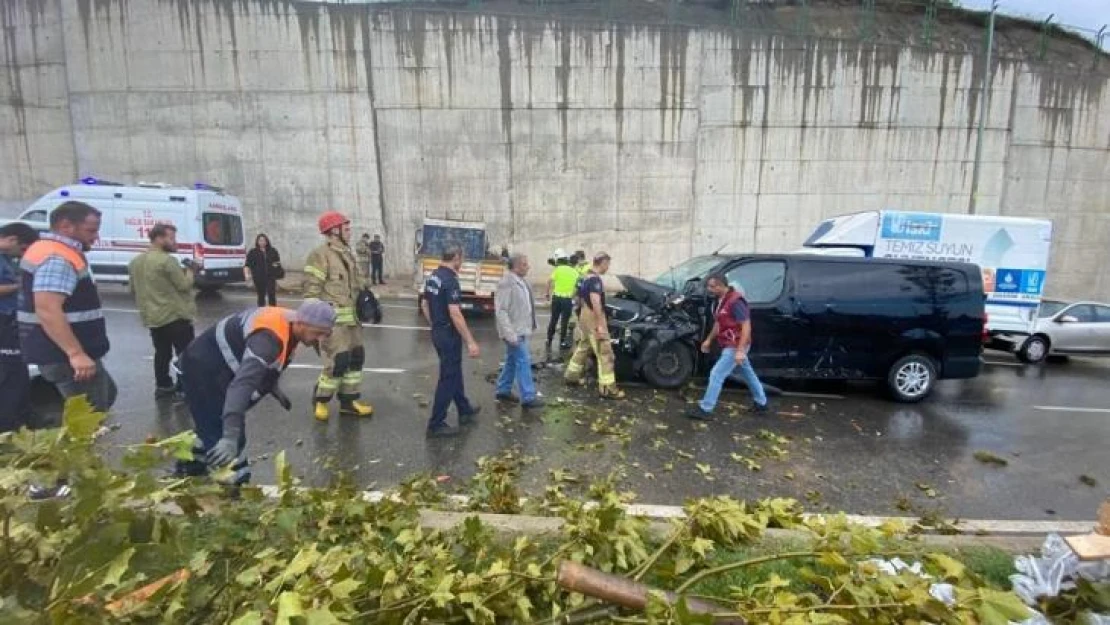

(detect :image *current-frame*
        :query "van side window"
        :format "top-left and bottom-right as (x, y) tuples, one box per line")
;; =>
(22, 209), (47, 222)
(725, 261), (786, 304)
(797, 261), (967, 301)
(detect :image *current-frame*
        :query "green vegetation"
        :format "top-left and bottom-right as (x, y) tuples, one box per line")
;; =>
(0, 397), (1103, 624)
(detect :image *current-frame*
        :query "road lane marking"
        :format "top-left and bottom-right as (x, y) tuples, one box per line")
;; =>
(362, 323), (430, 331)
(103, 307), (140, 313)
(1034, 405), (1110, 414)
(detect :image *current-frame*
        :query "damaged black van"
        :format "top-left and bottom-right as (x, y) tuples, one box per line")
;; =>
(606, 254), (985, 402)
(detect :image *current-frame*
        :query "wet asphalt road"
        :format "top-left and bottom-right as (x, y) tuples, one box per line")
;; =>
(27, 285), (1109, 522)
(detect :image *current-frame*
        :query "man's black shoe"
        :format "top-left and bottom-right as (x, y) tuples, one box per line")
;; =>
(459, 405), (482, 425)
(426, 425), (461, 438)
(685, 406), (712, 421)
(752, 402), (770, 414)
(522, 398), (546, 409)
(155, 386), (177, 399)
(495, 393), (520, 404)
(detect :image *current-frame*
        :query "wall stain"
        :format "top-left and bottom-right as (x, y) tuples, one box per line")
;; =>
(0, 0), (35, 179)
(614, 23), (625, 148)
(931, 53), (952, 193)
(442, 13), (455, 104)
(556, 22), (572, 170)
(1035, 69), (1107, 146)
(357, 11), (388, 232)
(294, 3), (321, 87)
(658, 25), (689, 146)
(393, 11), (429, 107)
(496, 16), (513, 141)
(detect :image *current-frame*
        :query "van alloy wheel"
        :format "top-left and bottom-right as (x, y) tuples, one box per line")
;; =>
(895, 362), (930, 397)
(887, 354), (936, 403)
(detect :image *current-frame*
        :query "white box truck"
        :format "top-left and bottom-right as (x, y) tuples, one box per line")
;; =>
(800, 210), (1053, 357)
(4, 177), (247, 290)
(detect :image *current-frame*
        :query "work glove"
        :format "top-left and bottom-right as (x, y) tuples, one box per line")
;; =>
(270, 384), (292, 411)
(206, 438), (238, 468)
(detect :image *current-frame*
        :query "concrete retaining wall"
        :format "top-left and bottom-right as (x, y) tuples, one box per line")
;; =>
(2, 0), (1108, 297)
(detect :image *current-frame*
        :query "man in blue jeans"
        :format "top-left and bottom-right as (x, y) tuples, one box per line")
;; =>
(494, 254), (544, 409)
(687, 273), (769, 420)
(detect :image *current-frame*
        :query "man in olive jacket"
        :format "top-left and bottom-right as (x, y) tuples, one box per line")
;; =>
(128, 224), (196, 397)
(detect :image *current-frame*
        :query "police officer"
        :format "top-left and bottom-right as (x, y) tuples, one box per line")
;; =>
(545, 248), (577, 356)
(421, 246), (481, 438)
(0, 222), (39, 432)
(565, 252), (625, 399)
(176, 300), (336, 484)
(304, 211), (374, 421)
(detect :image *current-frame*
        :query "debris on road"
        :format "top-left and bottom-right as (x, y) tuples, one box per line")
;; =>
(974, 450), (1010, 467)
(1079, 475), (1098, 487)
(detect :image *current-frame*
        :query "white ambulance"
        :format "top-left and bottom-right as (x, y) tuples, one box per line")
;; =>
(11, 177), (247, 290)
(800, 210), (1054, 356)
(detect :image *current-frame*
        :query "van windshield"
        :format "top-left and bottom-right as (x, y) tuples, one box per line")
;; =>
(203, 213), (244, 246)
(654, 255), (724, 290)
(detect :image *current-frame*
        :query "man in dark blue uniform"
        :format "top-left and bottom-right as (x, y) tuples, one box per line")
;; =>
(0, 222), (39, 432)
(421, 246), (481, 438)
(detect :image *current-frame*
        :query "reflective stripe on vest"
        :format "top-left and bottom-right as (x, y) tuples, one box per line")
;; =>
(16, 309), (104, 324)
(214, 307), (294, 373)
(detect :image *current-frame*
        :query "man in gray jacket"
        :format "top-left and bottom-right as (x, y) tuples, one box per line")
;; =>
(494, 254), (543, 408)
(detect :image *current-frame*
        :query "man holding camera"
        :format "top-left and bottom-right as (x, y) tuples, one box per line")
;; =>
(128, 224), (197, 398)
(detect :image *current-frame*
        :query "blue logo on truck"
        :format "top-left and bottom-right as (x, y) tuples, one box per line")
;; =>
(880, 212), (942, 241)
(1021, 270), (1045, 295)
(995, 269), (1022, 293)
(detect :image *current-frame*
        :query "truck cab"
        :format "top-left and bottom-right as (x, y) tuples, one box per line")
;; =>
(412, 218), (505, 313)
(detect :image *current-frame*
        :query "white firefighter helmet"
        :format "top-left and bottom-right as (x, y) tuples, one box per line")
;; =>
(551, 248), (569, 261)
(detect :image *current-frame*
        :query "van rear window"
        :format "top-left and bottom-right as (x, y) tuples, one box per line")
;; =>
(203, 213), (244, 246)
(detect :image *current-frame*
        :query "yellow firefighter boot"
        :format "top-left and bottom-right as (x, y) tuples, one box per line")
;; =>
(313, 402), (330, 422)
(340, 400), (373, 417)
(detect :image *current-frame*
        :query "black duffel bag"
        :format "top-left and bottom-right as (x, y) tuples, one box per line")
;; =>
(356, 288), (382, 325)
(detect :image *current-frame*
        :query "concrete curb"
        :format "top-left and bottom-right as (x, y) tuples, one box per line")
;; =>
(255, 486), (1089, 552)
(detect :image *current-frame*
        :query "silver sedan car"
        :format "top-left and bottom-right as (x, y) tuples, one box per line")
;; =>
(1016, 299), (1110, 363)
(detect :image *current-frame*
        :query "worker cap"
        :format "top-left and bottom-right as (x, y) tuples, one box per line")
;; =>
(295, 299), (337, 329)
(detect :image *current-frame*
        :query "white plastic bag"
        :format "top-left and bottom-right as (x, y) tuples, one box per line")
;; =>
(1010, 533), (1110, 605)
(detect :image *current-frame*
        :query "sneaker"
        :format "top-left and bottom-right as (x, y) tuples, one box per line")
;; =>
(340, 400), (374, 417)
(752, 402), (770, 414)
(313, 402), (330, 422)
(522, 398), (546, 409)
(685, 406), (712, 421)
(459, 405), (482, 426)
(426, 424), (461, 438)
(28, 483), (71, 501)
(495, 393), (520, 404)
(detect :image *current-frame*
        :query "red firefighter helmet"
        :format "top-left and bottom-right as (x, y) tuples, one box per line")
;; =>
(317, 211), (350, 234)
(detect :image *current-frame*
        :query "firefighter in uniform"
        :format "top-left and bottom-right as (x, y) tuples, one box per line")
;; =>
(564, 252), (625, 399)
(176, 300), (336, 484)
(303, 211), (374, 421)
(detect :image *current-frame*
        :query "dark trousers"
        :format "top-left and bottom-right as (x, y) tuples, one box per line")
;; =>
(176, 352), (250, 484)
(428, 330), (473, 431)
(150, 318), (195, 389)
(0, 314), (32, 432)
(254, 279), (277, 307)
(370, 255), (384, 285)
(547, 296), (573, 347)
(0, 360), (32, 433)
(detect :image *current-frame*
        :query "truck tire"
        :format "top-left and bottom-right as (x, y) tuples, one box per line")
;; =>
(1017, 335), (1049, 364)
(640, 341), (694, 389)
(886, 353), (937, 403)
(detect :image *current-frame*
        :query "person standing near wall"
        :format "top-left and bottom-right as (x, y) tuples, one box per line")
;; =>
(0, 222), (39, 432)
(19, 201), (117, 414)
(128, 224), (197, 398)
(356, 234), (372, 284)
(303, 211), (374, 421)
(564, 252), (624, 399)
(495, 254), (544, 409)
(545, 249), (577, 357)
(245, 233), (282, 307)
(369, 234), (385, 285)
(421, 246), (482, 438)
(686, 273), (769, 420)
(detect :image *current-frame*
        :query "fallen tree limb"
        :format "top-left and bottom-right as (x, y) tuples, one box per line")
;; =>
(556, 560), (745, 624)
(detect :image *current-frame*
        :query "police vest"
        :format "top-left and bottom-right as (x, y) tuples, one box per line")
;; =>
(18, 239), (109, 365)
(213, 307), (296, 374)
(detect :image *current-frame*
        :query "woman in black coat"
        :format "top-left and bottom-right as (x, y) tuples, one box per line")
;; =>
(244, 233), (283, 306)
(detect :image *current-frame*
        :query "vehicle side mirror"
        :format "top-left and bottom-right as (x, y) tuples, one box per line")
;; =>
(1057, 315), (1079, 323)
